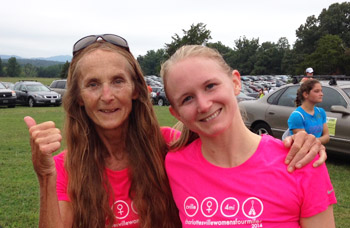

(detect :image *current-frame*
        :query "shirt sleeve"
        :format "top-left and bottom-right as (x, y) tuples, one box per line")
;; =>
(288, 111), (305, 131)
(296, 161), (337, 218)
(53, 151), (70, 201)
(320, 108), (327, 124)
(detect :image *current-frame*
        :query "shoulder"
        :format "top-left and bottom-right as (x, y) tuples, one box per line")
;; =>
(260, 135), (288, 154)
(165, 138), (201, 162)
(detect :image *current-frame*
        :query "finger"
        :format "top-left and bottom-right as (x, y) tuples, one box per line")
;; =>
(38, 141), (62, 155)
(312, 145), (327, 168)
(283, 136), (295, 164)
(31, 127), (61, 140)
(29, 121), (57, 136)
(24, 116), (37, 129)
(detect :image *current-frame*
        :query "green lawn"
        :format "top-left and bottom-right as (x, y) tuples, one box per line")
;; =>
(0, 105), (349, 227)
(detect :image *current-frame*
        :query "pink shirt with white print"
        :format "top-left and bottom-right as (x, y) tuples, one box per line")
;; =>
(165, 134), (336, 227)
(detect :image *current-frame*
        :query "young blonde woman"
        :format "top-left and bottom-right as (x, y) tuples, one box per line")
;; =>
(288, 79), (330, 145)
(160, 45), (336, 227)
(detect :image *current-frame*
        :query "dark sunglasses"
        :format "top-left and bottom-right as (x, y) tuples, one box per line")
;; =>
(72, 34), (130, 55)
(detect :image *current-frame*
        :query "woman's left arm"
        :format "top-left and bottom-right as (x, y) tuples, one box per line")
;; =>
(318, 123), (330, 145)
(300, 205), (335, 228)
(283, 131), (327, 172)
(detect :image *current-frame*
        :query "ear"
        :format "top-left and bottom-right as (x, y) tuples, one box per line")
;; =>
(303, 91), (309, 99)
(232, 69), (241, 96)
(169, 106), (182, 121)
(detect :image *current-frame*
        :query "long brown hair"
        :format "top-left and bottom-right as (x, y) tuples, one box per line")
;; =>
(295, 79), (321, 107)
(63, 41), (180, 227)
(160, 45), (232, 150)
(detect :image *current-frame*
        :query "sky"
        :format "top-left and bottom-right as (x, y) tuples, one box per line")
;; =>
(0, 0), (344, 59)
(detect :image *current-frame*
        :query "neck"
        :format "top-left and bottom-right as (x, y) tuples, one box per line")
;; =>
(97, 127), (129, 170)
(301, 101), (315, 114)
(200, 115), (261, 168)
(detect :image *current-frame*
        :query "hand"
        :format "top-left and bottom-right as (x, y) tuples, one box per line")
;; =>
(283, 131), (327, 172)
(24, 116), (62, 178)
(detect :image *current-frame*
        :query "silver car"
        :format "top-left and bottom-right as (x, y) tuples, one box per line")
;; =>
(239, 80), (350, 154)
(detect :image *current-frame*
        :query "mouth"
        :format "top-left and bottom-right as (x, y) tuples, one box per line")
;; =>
(201, 109), (221, 122)
(99, 108), (119, 113)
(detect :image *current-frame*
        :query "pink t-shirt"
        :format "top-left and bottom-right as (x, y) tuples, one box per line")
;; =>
(54, 127), (177, 228)
(165, 134), (336, 227)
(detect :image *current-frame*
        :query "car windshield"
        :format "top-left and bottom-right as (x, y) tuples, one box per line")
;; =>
(27, 84), (51, 92)
(0, 83), (5, 89)
(343, 88), (350, 98)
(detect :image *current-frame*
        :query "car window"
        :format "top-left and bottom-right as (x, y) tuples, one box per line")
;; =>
(316, 87), (348, 111)
(57, 81), (66, 89)
(50, 81), (58, 88)
(0, 83), (5, 89)
(277, 86), (299, 107)
(343, 88), (350, 98)
(267, 87), (286, 104)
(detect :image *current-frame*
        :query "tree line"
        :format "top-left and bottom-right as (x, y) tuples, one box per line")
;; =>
(0, 57), (70, 78)
(1, 2), (349, 78)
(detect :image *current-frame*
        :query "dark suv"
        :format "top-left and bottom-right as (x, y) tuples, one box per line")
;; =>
(154, 88), (170, 106)
(50, 79), (67, 96)
(13, 81), (62, 107)
(0, 82), (16, 108)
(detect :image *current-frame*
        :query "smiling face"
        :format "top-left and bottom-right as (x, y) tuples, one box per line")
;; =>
(304, 82), (323, 104)
(166, 56), (241, 137)
(78, 49), (138, 133)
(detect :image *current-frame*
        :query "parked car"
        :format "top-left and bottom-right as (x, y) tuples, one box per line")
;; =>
(150, 86), (162, 105)
(0, 82), (16, 108)
(239, 80), (350, 154)
(49, 79), (67, 96)
(14, 81), (62, 107)
(237, 91), (256, 102)
(154, 88), (170, 106)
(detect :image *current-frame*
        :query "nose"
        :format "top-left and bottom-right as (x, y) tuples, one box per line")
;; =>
(100, 84), (114, 102)
(197, 93), (211, 113)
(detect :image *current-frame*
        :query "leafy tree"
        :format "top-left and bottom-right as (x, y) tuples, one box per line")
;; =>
(37, 64), (63, 78)
(206, 41), (234, 66)
(231, 36), (259, 75)
(22, 63), (38, 77)
(137, 49), (166, 76)
(319, 2), (350, 47)
(0, 58), (3, 76)
(303, 34), (347, 74)
(165, 23), (212, 57)
(6, 57), (21, 77)
(60, 61), (70, 79)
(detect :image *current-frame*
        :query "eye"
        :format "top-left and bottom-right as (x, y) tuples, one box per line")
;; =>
(206, 83), (216, 90)
(87, 81), (98, 88)
(182, 96), (193, 104)
(113, 78), (124, 84)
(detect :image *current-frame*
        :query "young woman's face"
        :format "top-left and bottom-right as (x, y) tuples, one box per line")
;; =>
(166, 56), (241, 137)
(78, 49), (138, 133)
(304, 83), (323, 104)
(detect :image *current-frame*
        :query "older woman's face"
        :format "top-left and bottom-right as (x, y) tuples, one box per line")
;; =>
(78, 49), (138, 133)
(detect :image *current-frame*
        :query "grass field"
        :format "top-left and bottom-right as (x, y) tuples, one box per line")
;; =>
(0, 105), (349, 227)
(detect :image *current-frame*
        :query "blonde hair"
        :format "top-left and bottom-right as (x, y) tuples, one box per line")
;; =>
(160, 45), (232, 150)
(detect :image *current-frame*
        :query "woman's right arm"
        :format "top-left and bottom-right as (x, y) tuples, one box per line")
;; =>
(24, 116), (73, 228)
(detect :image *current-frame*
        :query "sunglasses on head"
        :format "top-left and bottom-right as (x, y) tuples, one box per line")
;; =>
(72, 34), (130, 56)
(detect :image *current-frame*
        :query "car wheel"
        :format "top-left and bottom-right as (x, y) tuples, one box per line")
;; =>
(158, 98), (164, 106)
(252, 123), (273, 135)
(28, 98), (35, 107)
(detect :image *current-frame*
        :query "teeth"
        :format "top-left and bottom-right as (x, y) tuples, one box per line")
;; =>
(203, 109), (220, 122)
(101, 109), (117, 113)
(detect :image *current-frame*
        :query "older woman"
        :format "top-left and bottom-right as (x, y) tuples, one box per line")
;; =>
(24, 34), (180, 228)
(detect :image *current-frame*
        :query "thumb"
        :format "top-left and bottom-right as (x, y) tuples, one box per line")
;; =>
(24, 116), (37, 129)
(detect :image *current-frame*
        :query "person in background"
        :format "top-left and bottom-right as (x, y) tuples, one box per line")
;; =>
(24, 34), (180, 228)
(301, 67), (314, 83)
(288, 79), (330, 145)
(160, 45), (336, 227)
(257, 88), (264, 98)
